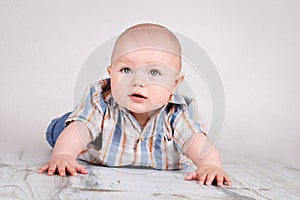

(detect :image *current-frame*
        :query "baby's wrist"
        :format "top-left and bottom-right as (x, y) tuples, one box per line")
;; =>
(197, 162), (222, 169)
(51, 153), (76, 160)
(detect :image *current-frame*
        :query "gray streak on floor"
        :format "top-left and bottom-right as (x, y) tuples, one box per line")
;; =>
(0, 151), (299, 200)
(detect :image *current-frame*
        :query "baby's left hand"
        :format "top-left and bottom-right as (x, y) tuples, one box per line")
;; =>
(185, 164), (232, 187)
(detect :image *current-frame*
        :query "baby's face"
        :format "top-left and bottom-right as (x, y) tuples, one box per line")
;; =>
(108, 49), (183, 114)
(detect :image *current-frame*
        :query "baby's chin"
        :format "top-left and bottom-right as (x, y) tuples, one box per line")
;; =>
(129, 106), (163, 114)
(122, 104), (164, 115)
(113, 97), (167, 115)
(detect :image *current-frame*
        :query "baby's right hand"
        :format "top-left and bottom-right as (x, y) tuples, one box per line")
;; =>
(38, 154), (88, 177)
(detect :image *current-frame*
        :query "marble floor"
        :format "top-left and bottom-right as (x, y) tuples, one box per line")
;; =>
(0, 148), (299, 200)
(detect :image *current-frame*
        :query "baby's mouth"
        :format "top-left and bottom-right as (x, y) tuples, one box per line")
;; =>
(130, 93), (147, 99)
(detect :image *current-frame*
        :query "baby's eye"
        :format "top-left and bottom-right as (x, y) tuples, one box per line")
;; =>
(149, 69), (161, 77)
(120, 67), (132, 74)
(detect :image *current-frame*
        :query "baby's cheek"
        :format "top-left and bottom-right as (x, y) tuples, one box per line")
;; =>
(109, 76), (118, 89)
(150, 88), (171, 105)
(110, 77), (124, 94)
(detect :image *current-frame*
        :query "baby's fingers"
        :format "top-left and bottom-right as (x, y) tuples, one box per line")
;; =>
(205, 172), (217, 186)
(216, 174), (224, 186)
(37, 165), (49, 174)
(66, 165), (77, 176)
(75, 164), (89, 174)
(47, 164), (58, 176)
(185, 172), (197, 181)
(224, 175), (232, 186)
(65, 162), (88, 176)
(198, 171), (208, 185)
(57, 163), (68, 176)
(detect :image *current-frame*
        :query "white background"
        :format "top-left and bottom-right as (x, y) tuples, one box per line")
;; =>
(0, 0), (299, 168)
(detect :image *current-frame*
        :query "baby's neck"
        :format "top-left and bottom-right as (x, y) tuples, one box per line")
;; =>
(130, 112), (150, 129)
(130, 109), (161, 129)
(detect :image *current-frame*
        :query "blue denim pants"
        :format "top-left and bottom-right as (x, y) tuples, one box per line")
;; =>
(46, 112), (71, 147)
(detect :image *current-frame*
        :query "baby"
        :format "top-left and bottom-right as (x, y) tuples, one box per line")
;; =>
(38, 23), (231, 187)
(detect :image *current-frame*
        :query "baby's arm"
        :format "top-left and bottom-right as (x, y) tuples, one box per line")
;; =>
(38, 121), (92, 176)
(183, 133), (232, 186)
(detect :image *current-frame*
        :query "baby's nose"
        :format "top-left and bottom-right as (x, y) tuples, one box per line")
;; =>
(132, 80), (144, 87)
(131, 71), (146, 87)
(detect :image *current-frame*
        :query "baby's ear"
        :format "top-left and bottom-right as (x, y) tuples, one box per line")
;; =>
(107, 65), (112, 76)
(173, 72), (185, 92)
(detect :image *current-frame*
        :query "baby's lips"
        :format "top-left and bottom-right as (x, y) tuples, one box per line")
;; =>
(130, 92), (147, 99)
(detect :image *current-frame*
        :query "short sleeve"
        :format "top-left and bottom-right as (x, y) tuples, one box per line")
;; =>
(172, 96), (206, 153)
(65, 82), (107, 140)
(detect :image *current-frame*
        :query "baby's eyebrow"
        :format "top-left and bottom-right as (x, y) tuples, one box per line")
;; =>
(143, 62), (167, 66)
(113, 59), (134, 66)
(113, 60), (169, 69)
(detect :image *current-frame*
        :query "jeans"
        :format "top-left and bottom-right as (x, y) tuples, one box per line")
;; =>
(45, 112), (71, 147)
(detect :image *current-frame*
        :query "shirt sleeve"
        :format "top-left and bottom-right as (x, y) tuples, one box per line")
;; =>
(172, 96), (207, 153)
(65, 82), (106, 141)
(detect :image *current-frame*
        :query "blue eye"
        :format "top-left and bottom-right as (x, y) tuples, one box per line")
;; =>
(121, 67), (132, 74)
(149, 69), (161, 77)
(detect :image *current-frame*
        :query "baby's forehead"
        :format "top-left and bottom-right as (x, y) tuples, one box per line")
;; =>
(111, 26), (181, 63)
(112, 48), (181, 73)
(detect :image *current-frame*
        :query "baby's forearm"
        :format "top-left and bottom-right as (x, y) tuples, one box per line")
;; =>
(183, 133), (222, 168)
(51, 121), (92, 159)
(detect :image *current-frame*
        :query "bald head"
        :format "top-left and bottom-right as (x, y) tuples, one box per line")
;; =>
(111, 23), (182, 68)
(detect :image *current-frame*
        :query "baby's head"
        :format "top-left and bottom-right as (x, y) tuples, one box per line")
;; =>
(107, 23), (184, 114)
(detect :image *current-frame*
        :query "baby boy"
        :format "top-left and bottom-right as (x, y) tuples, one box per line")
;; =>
(38, 23), (231, 187)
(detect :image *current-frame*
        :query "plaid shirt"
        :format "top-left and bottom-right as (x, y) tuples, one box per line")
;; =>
(66, 78), (206, 170)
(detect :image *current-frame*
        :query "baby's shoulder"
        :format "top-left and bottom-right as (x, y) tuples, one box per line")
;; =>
(171, 91), (195, 107)
(88, 78), (111, 92)
(86, 78), (112, 109)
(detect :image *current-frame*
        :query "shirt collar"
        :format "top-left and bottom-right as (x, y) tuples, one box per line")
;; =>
(168, 90), (186, 105)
